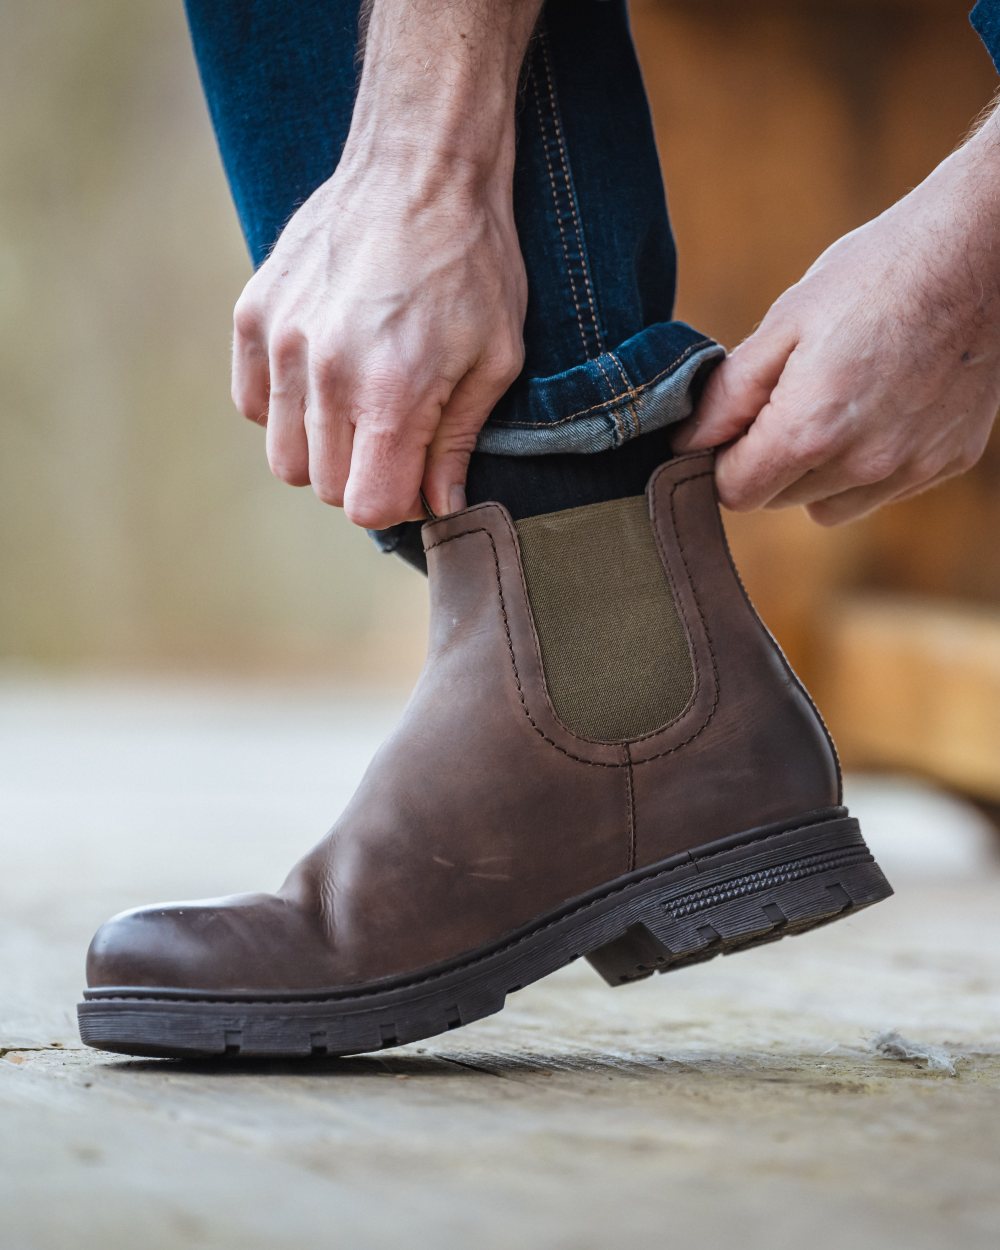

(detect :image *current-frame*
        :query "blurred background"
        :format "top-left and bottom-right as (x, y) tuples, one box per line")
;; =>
(1, 0), (998, 813)
(4, 8), (1000, 1246)
(632, 0), (1000, 809)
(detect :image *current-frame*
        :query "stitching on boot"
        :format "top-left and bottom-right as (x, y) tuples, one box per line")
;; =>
(423, 469), (722, 768)
(87, 812), (847, 1005)
(624, 744), (636, 873)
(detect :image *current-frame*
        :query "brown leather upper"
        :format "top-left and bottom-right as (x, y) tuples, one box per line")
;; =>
(86, 451), (839, 994)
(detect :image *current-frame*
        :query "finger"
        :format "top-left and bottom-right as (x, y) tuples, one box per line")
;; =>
(672, 321), (798, 452)
(343, 415), (428, 529)
(806, 461), (955, 527)
(267, 395), (310, 485)
(765, 454), (885, 509)
(231, 313), (270, 427)
(892, 462), (960, 504)
(421, 384), (479, 516)
(306, 396), (355, 507)
(266, 333), (310, 485)
(713, 394), (829, 511)
(422, 360), (518, 516)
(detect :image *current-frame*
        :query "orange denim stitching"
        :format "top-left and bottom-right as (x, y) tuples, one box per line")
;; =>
(608, 351), (639, 437)
(529, 44), (591, 360)
(538, 28), (605, 356)
(593, 354), (625, 442)
(493, 338), (714, 429)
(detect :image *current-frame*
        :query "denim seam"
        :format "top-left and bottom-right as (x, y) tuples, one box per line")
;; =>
(539, 29), (605, 356)
(530, 61), (592, 360)
(491, 338), (716, 429)
(531, 25), (606, 361)
(608, 350), (639, 438)
(593, 354), (625, 442)
(608, 351), (631, 390)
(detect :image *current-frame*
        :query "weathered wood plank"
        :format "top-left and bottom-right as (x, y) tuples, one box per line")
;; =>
(3, 680), (1000, 1250)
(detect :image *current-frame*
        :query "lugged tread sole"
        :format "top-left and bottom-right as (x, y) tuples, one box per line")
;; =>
(78, 808), (892, 1060)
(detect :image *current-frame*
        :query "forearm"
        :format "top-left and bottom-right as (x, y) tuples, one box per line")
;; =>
(922, 97), (1000, 250)
(347, 0), (545, 182)
(947, 99), (1000, 284)
(877, 98), (1000, 341)
(230, 0), (540, 527)
(796, 97), (1000, 351)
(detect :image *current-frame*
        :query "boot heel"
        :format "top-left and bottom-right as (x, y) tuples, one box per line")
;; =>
(586, 813), (892, 987)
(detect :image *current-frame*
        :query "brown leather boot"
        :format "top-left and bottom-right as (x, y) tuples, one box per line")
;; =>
(79, 451), (891, 1058)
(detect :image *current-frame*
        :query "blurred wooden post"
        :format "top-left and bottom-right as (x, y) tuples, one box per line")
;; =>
(631, 0), (1000, 798)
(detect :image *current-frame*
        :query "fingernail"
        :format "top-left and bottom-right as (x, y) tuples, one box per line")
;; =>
(449, 485), (467, 514)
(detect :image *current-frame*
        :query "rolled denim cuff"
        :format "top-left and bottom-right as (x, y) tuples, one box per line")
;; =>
(475, 322), (725, 456)
(971, 0), (1000, 72)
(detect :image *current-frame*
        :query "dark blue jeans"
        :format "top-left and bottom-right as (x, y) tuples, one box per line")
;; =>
(972, 1), (1000, 71)
(185, 0), (721, 437)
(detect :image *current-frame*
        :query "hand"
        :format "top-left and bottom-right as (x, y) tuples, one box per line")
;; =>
(673, 110), (1000, 525)
(231, 152), (526, 527)
(228, 0), (541, 530)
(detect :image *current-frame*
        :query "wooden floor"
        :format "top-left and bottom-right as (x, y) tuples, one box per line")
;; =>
(3, 679), (1000, 1250)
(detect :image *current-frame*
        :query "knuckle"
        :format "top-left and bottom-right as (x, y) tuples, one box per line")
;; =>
(233, 387), (265, 424)
(269, 457), (308, 486)
(308, 348), (341, 391)
(344, 497), (388, 528)
(353, 406), (410, 442)
(851, 445), (900, 486)
(269, 328), (305, 373)
(714, 357), (749, 404)
(302, 404), (324, 434)
(720, 488), (754, 513)
(342, 475), (412, 528)
(485, 343), (525, 389)
(312, 480), (345, 508)
(908, 450), (946, 484)
(435, 426), (480, 456)
(716, 474), (755, 512)
(355, 406), (408, 443)
(788, 423), (838, 469)
(232, 296), (263, 341)
(303, 405), (339, 440)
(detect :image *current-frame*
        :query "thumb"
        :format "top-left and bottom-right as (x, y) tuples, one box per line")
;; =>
(672, 320), (797, 452)
(420, 372), (489, 516)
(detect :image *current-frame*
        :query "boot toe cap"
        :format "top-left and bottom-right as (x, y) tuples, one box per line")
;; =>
(86, 893), (333, 993)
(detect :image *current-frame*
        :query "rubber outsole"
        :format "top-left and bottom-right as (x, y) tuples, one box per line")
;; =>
(78, 809), (892, 1060)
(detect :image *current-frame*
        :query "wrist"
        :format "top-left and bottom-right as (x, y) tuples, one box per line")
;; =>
(343, 103), (516, 192)
(939, 104), (1000, 227)
(895, 108), (1000, 300)
(345, 0), (541, 186)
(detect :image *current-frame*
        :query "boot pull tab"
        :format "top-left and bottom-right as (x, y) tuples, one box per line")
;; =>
(420, 490), (439, 522)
